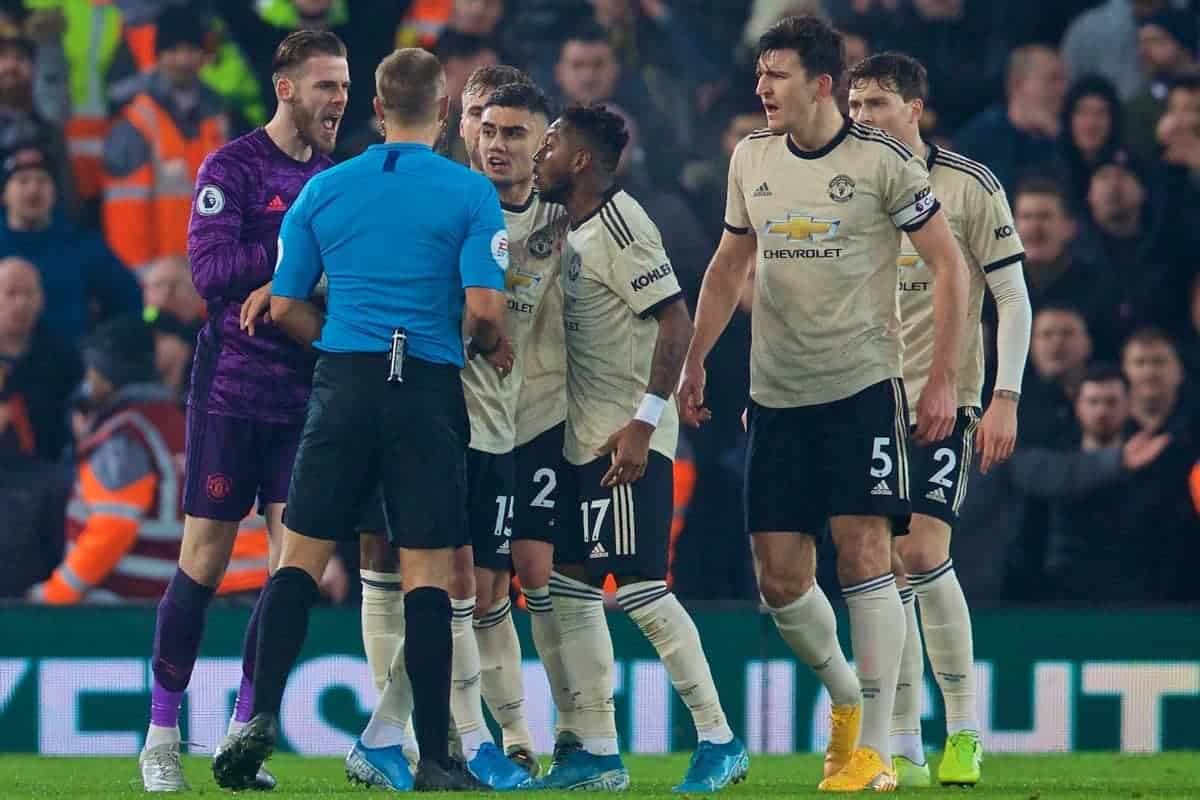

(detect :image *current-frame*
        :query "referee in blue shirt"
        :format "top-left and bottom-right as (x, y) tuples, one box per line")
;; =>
(214, 48), (513, 793)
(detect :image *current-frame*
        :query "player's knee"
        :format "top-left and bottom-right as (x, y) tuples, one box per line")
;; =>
(448, 548), (477, 599)
(178, 517), (240, 587)
(832, 525), (892, 584)
(896, 517), (951, 573)
(757, 565), (813, 609)
(511, 541), (552, 588)
(359, 533), (399, 573)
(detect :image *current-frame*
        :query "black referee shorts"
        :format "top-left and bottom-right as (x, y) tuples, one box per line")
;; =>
(284, 352), (470, 550)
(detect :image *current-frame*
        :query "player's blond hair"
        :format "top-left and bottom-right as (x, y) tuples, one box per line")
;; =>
(375, 48), (446, 126)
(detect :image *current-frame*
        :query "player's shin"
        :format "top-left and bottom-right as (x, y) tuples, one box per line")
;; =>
(228, 587), (267, 737)
(842, 573), (906, 763)
(615, 581), (733, 744)
(475, 592), (535, 754)
(890, 583), (927, 766)
(251, 565), (322, 717)
(910, 558), (977, 734)
(521, 583), (578, 737)
(763, 583), (860, 706)
(450, 595), (494, 759)
(361, 569), (405, 691)
(550, 571), (618, 755)
(148, 568), (216, 746)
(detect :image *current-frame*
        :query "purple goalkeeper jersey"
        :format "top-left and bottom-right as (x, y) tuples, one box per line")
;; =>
(186, 129), (332, 423)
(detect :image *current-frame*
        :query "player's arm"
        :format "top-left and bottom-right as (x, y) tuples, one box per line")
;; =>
(28, 435), (155, 604)
(970, 184), (1032, 473)
(188, 153), (275, 301)
(460, 178), (513, 376)
(679, 144), (757, 427)
(270, 182), (326, 347)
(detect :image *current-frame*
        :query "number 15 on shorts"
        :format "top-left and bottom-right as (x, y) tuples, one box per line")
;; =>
(494, 495), (514, 538)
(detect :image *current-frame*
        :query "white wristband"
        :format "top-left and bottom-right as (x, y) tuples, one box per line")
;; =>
(634, 393), (668, 428)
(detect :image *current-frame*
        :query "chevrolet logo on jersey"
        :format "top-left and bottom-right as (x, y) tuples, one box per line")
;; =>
(765, 214), (840, 241)
(505, 267), (542, 291)
(897, 253), (923, 269)
(897, 252), (929, 291)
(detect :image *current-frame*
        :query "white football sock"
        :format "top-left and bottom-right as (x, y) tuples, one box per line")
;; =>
(451, 596), (493, 759)
(911, 559), (978, 735)
(891, 586), (925, 764)
(475, 597), (534, 753)
(145, 723), (179, 751)
(843, 573), (905, 762)
(616, 581), (733, 745)
(550, 572), (617, 756)
(360, 570), (404, 691)
(361, 623), (416, 750)
(522, 584), (579, 737)
(765, 585), (860, 706)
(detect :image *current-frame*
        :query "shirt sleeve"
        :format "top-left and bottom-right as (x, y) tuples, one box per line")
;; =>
(187, 151), (273, 300)
(272, 179), (324, 299)
(459, 178), (508, 291)
(723, 142), (751, 235)
(609, 208), (683, 318)
(966, 181), (1025, 273)
(884, 153), (940, 232)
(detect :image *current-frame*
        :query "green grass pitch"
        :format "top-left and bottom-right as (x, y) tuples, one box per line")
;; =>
(2, 753), (1198, 798)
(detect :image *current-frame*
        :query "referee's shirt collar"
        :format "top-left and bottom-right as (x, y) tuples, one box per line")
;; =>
(369, 142), (433, 152)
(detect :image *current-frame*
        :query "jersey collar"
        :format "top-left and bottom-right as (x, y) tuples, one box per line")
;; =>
(569, 184), (621, 231)
(786, 115), (851, 160)
(501, 190), (536, 214)
(925, 141), (939, 172)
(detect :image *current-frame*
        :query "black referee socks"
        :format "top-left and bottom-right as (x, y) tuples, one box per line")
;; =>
(252, 566), (321, 717)
(404, 586), (453, 767)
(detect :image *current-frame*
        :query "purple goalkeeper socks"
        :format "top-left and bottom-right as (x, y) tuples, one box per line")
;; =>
(149, 569), (215, 728)
(233, 589), (267, 723)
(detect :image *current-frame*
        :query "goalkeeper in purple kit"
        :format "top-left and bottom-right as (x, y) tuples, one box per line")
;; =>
(139, 30), (350, 793)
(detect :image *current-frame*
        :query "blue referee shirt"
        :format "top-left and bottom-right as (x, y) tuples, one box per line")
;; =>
(272, 142), (508, 367)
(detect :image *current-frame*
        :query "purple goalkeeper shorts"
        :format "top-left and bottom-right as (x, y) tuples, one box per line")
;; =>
(182, 409), (302, 521)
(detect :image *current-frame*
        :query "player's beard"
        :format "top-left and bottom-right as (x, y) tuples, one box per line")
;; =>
(291, 97), (334, 155)
(537, 177), (569, 205)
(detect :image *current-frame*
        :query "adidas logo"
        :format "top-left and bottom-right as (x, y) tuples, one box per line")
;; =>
(870, 480), (892, 496)
(753, 182), (772, 197)
(498, 540), (511, 554)
(925, 486), (947, 504)
(589, 542), (608, 559)
(266, 195), (287, 212)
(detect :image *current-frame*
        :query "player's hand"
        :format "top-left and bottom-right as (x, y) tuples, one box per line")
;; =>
(319, 555), (350, 604)
(976, 394), (1018, 474)
(914, 374), (956, 446)
(596, 420), (653, 487)
(240, 282), (273, 335)
(677, 359), (711, 428)
(484, 335), (515, 379)
(1122, 430), (1171, 471)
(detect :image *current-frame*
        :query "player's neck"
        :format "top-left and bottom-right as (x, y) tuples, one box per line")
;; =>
(563, 175), (615, 227)
(498, 180), (533, 208)
(902, 128), (927, 161)
(264, 116), (313, 162)
(787, 101), (844, 152)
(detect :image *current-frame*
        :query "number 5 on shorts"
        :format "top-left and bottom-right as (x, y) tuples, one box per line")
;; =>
(871, 436), (893, 478)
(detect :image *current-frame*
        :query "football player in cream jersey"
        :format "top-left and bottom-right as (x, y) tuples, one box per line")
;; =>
(679, 15), (971, 792)
(848, 52), (1031, 788)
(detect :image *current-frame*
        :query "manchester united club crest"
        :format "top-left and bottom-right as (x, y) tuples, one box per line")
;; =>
(527, 225), (555, 259)
(206, 473), (232, 501)
(828, 174), (855, 203)
(568, 252), (582, 281)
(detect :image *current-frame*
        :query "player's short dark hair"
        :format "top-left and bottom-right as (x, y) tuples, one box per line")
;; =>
(561, 104), (629, 173)
(758, 15), (845, 86)
(1079, 362), (1128, 390)
(463, 64), (530, 99)
(1168, 71), (1200, 95)
(1013, 175), (1073, 215)
(848, 52), (928, 102)
(1123, 326), (1179, 355)
(271, 29), (347, 81)
(484, 82), (552, 119)
(561, 21), (612, 56)
(1035, 301), (1086, 322)
(375, 48), (445, 126)
(434, 30), (497, 63)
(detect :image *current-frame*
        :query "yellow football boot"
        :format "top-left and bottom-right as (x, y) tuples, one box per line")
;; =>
(823, 704), (862, 779)
(819, 748), (897, 792)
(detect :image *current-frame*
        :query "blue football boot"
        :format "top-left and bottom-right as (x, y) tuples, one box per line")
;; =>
(467, 741), (533, 790)
(672, 739), (750, 793)
(344, 738), (414, 790)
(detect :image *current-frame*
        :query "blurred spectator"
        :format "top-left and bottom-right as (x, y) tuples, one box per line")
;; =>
(1059, 75), (1122, 208)
(1185, 273), (1200, 374)
(1124, 9), (1198, 160)
(1061, 0), (1170, 101)
(140, 254), (205, 325)
(553, 21), (681, 181)
(953, 44), (1067, 195)
(26, 315), (190, 603)
(1039, 363), (1178, 604)
(0, 144), (141, 342)
(0, 413), (70, 599)
(0, 256), (82, 461)
(1156, 73), (1200, 219)
(1123, 326), (1192, 433)
(1021, 304), (1092, 446)
(143, 305), (196, 404)
(214, 0), (409, 138)
(680, 108), (765, 233)
(1009, 177), (1113, 333)
(102, 6), (229, 272)
(877, 0), (1010, 134)
(0, 29), (72, 210)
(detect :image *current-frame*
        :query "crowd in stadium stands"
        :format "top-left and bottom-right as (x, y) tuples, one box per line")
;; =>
(0, 0), (1196, 608)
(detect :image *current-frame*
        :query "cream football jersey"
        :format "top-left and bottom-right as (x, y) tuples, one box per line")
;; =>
(898, 145), (1024, 415)
(463, 193), (568, 454)
(725, 119), (939, 407)
(562, 188), (682, 465)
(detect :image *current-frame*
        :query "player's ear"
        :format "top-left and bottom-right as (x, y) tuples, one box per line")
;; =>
(437, 94), (450, 124)
(275, 74), (294, 103)
(571, 147), (591, 174)
(814, 72), (834, 100)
